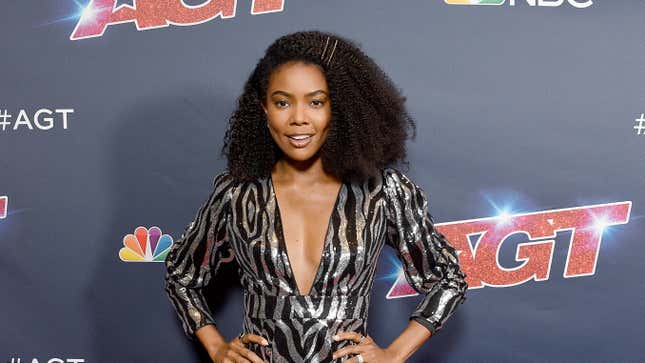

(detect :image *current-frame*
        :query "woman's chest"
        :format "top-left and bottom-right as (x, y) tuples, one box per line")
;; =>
(225, 180), (390, 296)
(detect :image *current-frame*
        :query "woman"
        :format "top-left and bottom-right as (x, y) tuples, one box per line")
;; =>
(164, 30), (468, 363)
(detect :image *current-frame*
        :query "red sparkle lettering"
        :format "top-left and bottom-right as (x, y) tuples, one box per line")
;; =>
(71, 0), (284, 40)
(387, 201), (631, 297)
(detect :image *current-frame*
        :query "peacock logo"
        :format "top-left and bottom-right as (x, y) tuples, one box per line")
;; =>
(119, 226), (173, 262)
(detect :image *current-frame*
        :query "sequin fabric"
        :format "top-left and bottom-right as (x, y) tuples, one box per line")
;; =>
(164, 167), (468, 362)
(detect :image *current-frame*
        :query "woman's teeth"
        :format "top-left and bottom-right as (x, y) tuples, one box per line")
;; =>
(286, 134), (313, 148)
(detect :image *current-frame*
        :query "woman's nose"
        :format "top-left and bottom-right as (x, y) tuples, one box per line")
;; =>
(290, 103), (308, 124)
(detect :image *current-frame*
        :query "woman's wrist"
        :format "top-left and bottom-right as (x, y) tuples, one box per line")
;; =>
(385, 345), (410, 362)
(386, 319), (433, 362)
(195, 324), (227, 354)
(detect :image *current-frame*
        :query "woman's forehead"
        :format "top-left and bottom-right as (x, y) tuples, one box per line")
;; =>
(268, 62), (328, 92)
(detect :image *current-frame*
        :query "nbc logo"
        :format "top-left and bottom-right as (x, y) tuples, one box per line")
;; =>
(444, 0), (592, 8)
(119, 226), (173, 262)
(445, 0), (507, 4)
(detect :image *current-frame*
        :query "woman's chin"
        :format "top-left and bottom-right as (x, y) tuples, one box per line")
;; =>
(280, 146), (322, 162)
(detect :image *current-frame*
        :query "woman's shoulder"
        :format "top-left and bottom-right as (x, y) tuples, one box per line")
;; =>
(379, 166), (428, 205)
(212, 169), (234, 184)
(212, 169), (272, 196)
(380, 166), (416, 188)
(211, 169), (239, 198)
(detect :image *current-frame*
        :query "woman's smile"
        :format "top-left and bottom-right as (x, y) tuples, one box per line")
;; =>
(286, 133), (314, 148)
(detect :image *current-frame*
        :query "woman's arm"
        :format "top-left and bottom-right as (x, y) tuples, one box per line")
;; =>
(196, 325), (228, 356)
(383, 167), (468, 353)
(386, 319), (433, 361)
(196, 324), (269, 363)
(164, 171), (234, 345)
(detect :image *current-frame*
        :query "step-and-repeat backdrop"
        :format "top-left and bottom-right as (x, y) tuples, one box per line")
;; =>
(2, 1), (643, 362)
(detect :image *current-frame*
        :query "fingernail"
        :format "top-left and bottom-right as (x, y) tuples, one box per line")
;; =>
(333, 335), (339, 340)
(262, 339), (269, 346)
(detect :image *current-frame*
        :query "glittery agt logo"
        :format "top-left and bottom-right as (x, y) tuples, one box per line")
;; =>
(8, 358), (85, 363)
(0, 196), (7, 219)
(386, 201), (630, 298)
(70, 0), (285, 40)
(444, 0), (592, 8)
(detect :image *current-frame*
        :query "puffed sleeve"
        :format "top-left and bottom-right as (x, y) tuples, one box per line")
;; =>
(164, 170), (235, 341)
(383, 167), (468, 336)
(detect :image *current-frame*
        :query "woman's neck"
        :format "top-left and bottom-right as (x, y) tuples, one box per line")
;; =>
(272, 157), (339, 186)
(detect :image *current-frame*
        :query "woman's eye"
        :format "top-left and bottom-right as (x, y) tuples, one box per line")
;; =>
(311, 100), (325, 107)
(275, 100), (288, 108)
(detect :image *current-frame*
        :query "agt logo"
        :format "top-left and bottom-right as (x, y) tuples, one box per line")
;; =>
(119, 226), (173, 262)
(0, 196), (7, 219)
(387, 201), (631, 298)
(8, 358), (85, 363)
(71, 0), (285, 40)
(444, 0), (592, 8)
(0, 108), (74, 132)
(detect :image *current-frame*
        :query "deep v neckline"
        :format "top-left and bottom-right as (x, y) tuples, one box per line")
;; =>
(269, 174), (345, 297)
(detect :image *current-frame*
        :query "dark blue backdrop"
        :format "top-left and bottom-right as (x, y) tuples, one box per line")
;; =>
(1, 0), (643, 362)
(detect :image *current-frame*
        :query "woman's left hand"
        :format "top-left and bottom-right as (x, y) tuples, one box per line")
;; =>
(331, 331), (403, 363)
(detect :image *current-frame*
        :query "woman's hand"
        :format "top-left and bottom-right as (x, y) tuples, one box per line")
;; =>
(208, 333), (269, 363)
(331, 331), (404, 363)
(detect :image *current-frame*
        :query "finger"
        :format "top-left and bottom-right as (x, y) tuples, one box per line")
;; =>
(332, 345), (364, 360)
(233, 343), (266, 363)
(227, 349), (250, 363)
(336, 353), (366, 363)
(243, 333), (270, 346)
(334, 331), (364, 343)
(242, 350), (265, 363)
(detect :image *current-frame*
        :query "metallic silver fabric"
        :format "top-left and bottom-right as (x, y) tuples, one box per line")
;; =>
(164, 167), (468, 362)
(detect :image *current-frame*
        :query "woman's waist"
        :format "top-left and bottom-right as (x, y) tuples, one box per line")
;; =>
(243, 291), (370, 320)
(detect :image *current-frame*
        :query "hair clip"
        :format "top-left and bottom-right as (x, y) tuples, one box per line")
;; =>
(321, 36), (338, 67)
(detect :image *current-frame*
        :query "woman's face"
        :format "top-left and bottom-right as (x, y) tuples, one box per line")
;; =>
(262, 61), (332, 163)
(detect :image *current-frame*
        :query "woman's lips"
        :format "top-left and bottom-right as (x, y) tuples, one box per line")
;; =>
(286, 134), (313, 148)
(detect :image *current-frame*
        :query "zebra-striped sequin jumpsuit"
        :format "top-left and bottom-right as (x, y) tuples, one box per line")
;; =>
(164, 167), (468, 362)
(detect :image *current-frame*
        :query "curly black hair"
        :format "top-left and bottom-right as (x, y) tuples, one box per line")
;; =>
(221, 30), (417, 183)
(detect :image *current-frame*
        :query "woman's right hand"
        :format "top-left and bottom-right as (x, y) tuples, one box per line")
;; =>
(208, 333), (269, 363)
